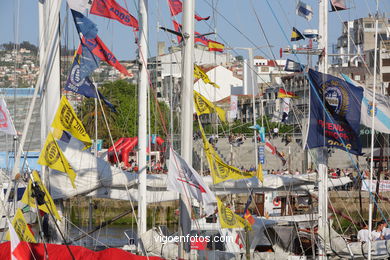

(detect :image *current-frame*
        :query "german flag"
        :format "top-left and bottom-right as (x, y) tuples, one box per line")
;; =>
(208, 40), (224, 52)
(278, 88), (298, 98)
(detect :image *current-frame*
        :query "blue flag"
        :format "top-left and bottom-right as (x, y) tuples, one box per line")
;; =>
(65, 55), (116, 112)
(306, 69), (363, 155)
(72, 9), (100, 78)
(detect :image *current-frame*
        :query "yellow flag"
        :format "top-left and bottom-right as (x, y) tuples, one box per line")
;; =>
(52, 96), (92, 149)
(38, 132), (76, 188)
(21, 171), (61, 221)
(6, 208), (36, 242)
(217, 198), (247, 229)
(194, 90), (226, 122)
(257, 163), (264, 183)
(194, 65), (220, 89)
(198, 122), (254, 184)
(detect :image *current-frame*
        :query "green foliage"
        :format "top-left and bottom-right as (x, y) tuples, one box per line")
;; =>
(78, 80), (171, 147)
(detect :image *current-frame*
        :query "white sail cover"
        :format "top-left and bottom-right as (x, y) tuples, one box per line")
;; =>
(0, 98), (17, 136)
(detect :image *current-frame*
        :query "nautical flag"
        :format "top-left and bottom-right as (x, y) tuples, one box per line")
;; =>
(199, 122), (254, 184)
(38, 132), (77, 189)
(291, 27), (305, 41)
(330, 0), (347, 11)
(284, 59), (304, 72)
(72, 10), (132, 77)
(173, 20), (210, 46)
(168, 148), (216, 216)
(194, 90), (226, 122)
(52, 96), (92, 149)
(90, 0), (139, 30)
(280, 98), (291, 123)
(65, 54), (116, 112)
(168, 0), (210, 21)
(265, 140), (287, 166)
(296, 1), (313, 21)
(306, 69), (363, 155)
(244, 209), (255, 226)
(217, 198), (247, 229)
(6, 209), (36, 243)
(0, 98), (17, 136)
(208, 40), (225, 52)
(21, 171), (62, 220)
(235, 233), (244, 249)
(67, 0), (91, 13)
(194, 64), (220, 88)
(278, 88), (298, 98)
(342, 74), (390, 134)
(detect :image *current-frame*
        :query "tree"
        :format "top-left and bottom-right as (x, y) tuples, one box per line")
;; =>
(78, 80), (171, 148)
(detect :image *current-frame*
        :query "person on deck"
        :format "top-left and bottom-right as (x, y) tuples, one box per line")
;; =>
(382, 221), (390, 240)
(372, 221), (385, 241)
(357, 222), (369, 242)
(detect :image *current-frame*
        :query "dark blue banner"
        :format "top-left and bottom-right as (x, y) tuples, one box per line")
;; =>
(306, 69), (363, 155)
(65, 56), (116, 112)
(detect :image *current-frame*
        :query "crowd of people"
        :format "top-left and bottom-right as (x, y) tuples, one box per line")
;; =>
(357, 220), (390, 242)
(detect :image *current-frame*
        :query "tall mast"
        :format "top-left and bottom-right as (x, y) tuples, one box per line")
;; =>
(317, 0), (328, 259)
(137, 0), (148, 244)
(179, 0), (194, 257)
(368, 1), (380, 259)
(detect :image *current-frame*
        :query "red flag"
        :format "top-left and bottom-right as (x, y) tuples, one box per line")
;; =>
(168, 0), (210, 21)
(235, 233), (243, 249)
(82, 36), (132, 77)
(244, 209), (256, 225)
(90, 0), (139, 30)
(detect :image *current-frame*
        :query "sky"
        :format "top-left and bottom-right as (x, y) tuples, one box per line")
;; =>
(0, 0), (388, 61)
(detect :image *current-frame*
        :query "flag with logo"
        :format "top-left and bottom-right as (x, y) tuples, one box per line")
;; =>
(65, 54), (116, 112)
(199, 122), (254, 184)
(342, 74), (390, 134)
(0, 98), (17, 136)
(168, 0), (210, 21)
(194, 64), (220, 89)
(21, 171), (62, 220)
(38, 132), (77, 188)
(90, 0), (138, 30)
(217, 198), (247, 229)
(52, 96), (92, 149)
(208, 40), (225, 52)
(168, 148), (216, 216)
(72, 10), (132, 77)
(194, 90), (226, 122)
(306, 69), (363, 155)
(6, 209), (36, 243)
(296, 1), (313, 21)
(330, 0), (347, 11)
(291, 27), (305, 41)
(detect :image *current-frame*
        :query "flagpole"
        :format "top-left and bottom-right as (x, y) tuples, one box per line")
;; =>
(368, 1), (380, 259)
(317, 0), (328, 259)
(137, 0), (148, 250)
(179, 0), (195, 257)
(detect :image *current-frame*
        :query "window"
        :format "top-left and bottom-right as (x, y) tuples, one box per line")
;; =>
(383, 73), (390, 82)
(364, 23), (373, 28)
(354, 75), (361, 81)
(261, 67), (269, 72)
(383, 59), (390, 66)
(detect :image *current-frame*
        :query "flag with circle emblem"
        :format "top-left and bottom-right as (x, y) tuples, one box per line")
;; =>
(6, 208), (36, 243)
(194, 90), (226, 122)
(217, 198), (247, 229)
(38, 132), (77, 188)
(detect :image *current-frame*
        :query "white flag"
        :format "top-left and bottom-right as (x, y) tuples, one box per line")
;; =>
(67, 0), (92, 13)
(229, 95), (238, 119)
(8, 220), (20, 260)
(342, 74), (390, 134)
(296, 1), (313, 21)
(0, 98), (17, 136)
(168, 148), (216, 216)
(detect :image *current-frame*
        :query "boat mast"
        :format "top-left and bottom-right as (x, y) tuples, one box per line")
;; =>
(368, 1), (380, 259)
(317, 0), (328, 259)
(179, 0), (195, 257)
(137, 0), (148, 246)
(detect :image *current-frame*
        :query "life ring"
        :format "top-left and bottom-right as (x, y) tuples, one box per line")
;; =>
(273, 197), (281, 207)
